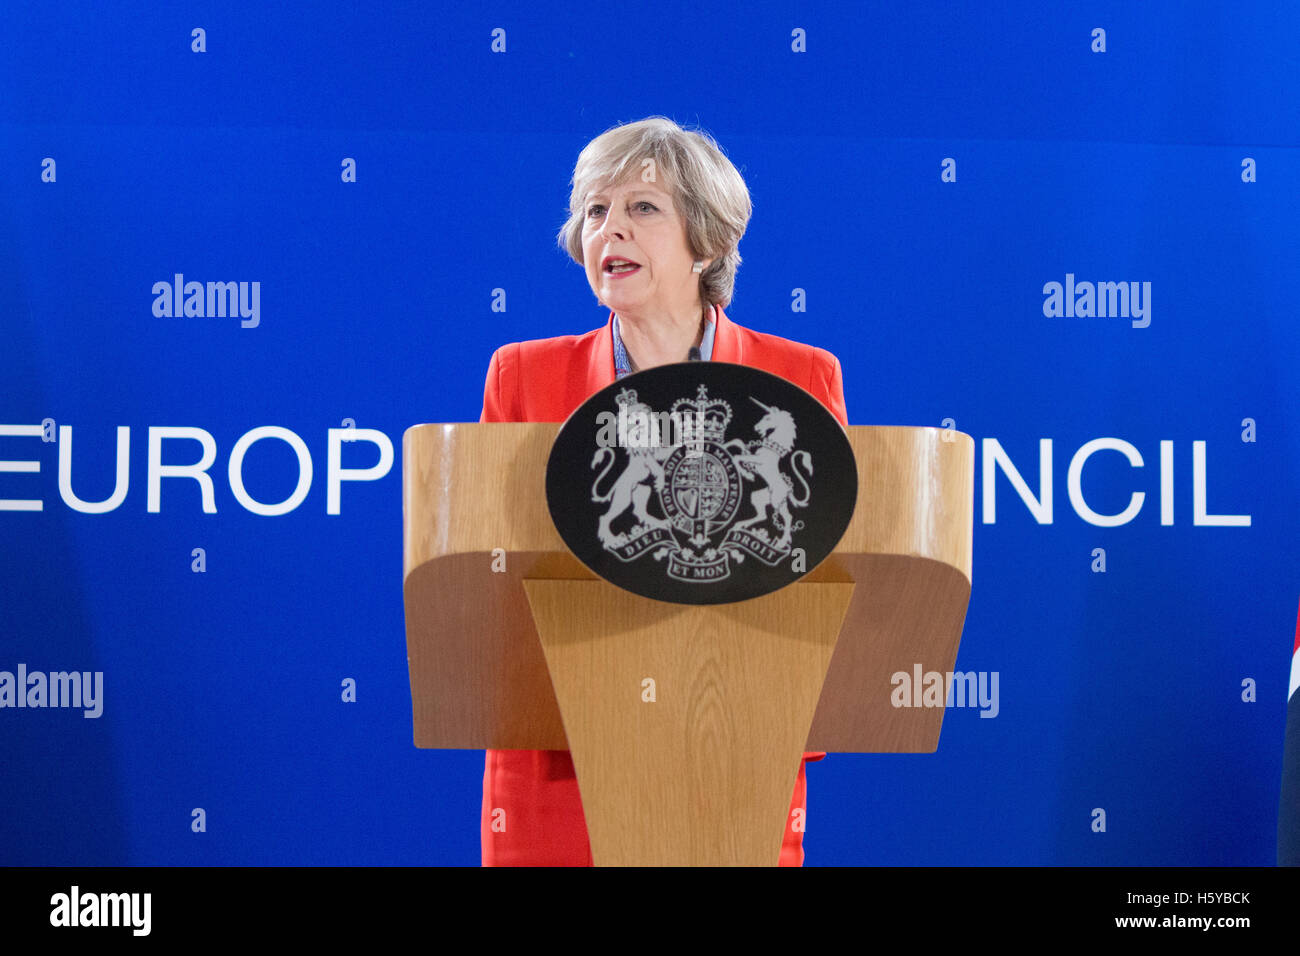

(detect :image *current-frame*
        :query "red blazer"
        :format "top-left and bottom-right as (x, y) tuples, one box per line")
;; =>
(478, 305), (848, 866)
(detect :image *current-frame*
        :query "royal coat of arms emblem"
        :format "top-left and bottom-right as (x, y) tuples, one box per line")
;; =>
(591, 384), (815, 582)
(547, 362), (856, 604)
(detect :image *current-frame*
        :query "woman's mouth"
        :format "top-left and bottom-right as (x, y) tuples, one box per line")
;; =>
(603, 257), (642, 277)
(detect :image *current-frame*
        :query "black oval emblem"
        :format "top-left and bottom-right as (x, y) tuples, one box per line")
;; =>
(545, 361), (858, 604)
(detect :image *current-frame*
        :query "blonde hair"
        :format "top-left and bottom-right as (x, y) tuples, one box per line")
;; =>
(557, 116), (753, 307)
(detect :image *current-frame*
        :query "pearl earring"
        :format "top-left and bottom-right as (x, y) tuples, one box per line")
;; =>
(692, 261), (704, 274)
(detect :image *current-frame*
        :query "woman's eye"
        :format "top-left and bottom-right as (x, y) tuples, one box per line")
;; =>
(585, 201), (657, 220)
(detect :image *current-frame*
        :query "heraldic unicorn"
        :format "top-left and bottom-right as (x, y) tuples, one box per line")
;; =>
(588, 384), (815, 584)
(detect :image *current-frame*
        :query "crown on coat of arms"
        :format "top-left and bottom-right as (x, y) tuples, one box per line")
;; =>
(614, 387), (653, 419)
(671, 385), (732, 443)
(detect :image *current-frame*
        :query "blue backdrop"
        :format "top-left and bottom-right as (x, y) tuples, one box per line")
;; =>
(2, 1), (1297, 865)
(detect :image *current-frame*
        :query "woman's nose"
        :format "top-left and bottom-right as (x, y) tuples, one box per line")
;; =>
(599, 206), (629, 241)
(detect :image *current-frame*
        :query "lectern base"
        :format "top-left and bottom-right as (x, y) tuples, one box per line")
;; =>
(523, 580), (854, 866)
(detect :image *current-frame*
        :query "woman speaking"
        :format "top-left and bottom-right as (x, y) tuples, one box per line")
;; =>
(479, 116), (848, 866)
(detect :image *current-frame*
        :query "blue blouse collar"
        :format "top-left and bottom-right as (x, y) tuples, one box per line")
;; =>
(613, 305), (716, 379)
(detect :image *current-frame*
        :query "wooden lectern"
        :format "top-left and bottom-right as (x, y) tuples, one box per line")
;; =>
(403, 424), (973, 866)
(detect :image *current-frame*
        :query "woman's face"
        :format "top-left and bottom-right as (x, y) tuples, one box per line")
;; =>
(581, 177), (701, 318)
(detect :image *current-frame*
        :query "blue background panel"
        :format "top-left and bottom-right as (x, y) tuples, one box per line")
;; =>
(1, 2), (1296, 864)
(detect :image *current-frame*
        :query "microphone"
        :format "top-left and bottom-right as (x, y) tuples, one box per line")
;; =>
(687, 346), (701, 361)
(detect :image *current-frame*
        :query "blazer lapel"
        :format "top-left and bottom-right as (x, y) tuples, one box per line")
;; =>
(711, 304), (744, 365)
(583, 313), (618, 397)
